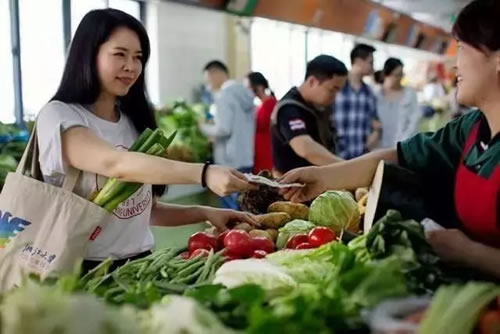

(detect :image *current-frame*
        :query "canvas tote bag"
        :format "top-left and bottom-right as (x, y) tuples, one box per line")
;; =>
(0, 126), (109, 291)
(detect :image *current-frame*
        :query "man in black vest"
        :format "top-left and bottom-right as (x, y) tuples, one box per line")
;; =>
(271, 55), (348, 175)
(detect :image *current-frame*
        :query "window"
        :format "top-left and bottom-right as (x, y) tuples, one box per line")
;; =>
(251, 18), (306, 99)
(20, 0), (65, 119)
(307, 28), (353, 67)
(108, 0), (140, 20)
(72, 0), (140, 35)
(0, 0), (15, 123)
(71, 0), (106, 36)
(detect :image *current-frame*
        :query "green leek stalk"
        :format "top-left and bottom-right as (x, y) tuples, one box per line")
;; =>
(137, 128), (163, 153)
(102, 143), (165, 212)
(93, 128), (153, 206)
(129, 128), (153, 152)
(93, 129), (176, 210)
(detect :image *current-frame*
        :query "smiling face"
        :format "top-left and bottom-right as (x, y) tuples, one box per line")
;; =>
(96, 26), (143, 97)
(455, 41), (500, 107)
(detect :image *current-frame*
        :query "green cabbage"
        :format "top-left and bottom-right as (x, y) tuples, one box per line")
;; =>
(276, 220), (316, 249)
(267, 242), (344, 284)
(309, 191), (360, 234)
(213, 259), (297, 298)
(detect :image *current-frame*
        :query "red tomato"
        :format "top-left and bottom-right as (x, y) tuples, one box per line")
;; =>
(190, 248), (210, 259)
(224, 230), (253, 258)
(286, 234), (309, 249)
(179, 251), (190, 260)
(252, 250), (268, 258)
(217, 230), (230, 249)
(222, 249), (242, 262)
(308, 227), (337, 247)
(479, 310), (500, 334)
(296, 242), (313, 250)
(251, 236), (275, 254)
(188, 232), (218, 254)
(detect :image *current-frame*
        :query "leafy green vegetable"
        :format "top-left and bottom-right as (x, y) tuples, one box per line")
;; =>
(309, 191), (360, 234)
(348, 210), (465, 294)
(0, 282), (139, 334)
(141, 295), (238, 334)
(267, 242), (343, 284)
(156, 100), (212, 163)
(213, 259), (297, 298)
(276, 220), (316, 249)
(186, 284), (267, 330)
(419, 282), (500, 334)
(246, 245), (408, 334)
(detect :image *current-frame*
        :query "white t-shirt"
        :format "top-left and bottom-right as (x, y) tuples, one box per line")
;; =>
(36, 101), (154, 261)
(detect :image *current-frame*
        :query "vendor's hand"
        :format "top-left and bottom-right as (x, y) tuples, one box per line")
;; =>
(206, 165), (258, 197)
(279, 166), (327, 203)
(203, 207), (259, 231)
(426, 229), (476, 265)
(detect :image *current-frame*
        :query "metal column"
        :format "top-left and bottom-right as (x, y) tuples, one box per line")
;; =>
(9, 0), (24, 127)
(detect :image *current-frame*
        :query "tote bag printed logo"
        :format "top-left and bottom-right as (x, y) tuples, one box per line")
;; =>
(0, 210), (31, 248)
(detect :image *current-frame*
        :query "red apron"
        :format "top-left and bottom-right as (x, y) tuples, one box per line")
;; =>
(454, 122), (500, 247)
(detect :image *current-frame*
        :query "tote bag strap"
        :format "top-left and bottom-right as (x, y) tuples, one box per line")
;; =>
(16, 123), (80, 192)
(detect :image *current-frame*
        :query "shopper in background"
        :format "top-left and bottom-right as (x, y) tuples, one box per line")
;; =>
(246, 72), (277, 173)
(271, 55), (347, 176)
(199, 60), (255, 209)
(280, 0), (500, 279)
(333, 44), (382, 160)
(421, 63), (447, 105)
(36, 9), (257, 273)
(376, 58), (421, 148)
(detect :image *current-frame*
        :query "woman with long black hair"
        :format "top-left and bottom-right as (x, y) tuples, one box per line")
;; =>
(36, 9), (256, 271)
(280, 0), (500, 279)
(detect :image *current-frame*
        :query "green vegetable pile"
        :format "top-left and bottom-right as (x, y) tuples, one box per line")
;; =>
(1, 209), (498, 334)
(79, 247), (225, 308)
(190, 244), (408, 334)
(92, 128), (176, 212)
(348, 210), (486, 294)
(156, 100), (212, 163)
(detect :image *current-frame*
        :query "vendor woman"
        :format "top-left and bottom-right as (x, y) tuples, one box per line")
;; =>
(36, 9), (257, 272)
(280, 0), (500, 279)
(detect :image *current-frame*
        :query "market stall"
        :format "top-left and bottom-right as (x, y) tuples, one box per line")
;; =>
(0, 161), (498, 333)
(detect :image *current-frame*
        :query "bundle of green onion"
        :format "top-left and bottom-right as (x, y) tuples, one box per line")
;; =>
(92, 128), (176, 212)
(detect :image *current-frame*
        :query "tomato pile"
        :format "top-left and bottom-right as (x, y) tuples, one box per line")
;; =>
(186, 226), (338, 261)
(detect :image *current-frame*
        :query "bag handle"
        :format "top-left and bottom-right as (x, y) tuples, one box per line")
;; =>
(17, 124), (80, 192)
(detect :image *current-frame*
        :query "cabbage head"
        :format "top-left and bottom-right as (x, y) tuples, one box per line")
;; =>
(309, 191), (360, 234)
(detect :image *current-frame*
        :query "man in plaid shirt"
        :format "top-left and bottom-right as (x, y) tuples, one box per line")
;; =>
(333, 44), (382, 159)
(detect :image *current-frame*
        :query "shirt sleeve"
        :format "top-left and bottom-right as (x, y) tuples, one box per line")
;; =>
(36, 101), (88, 178)
(398, 110), (481, 177)
(277, 105), (310, 143)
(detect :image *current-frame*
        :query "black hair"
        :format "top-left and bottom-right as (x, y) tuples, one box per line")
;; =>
(203, 60), (229, 74)
(305, 55), (348, 81)
(350, 43), (376, 64)
(51, 9), (165, 197)
(374, 70), (384, 85)
(383, 58), (404, 77)
(452, 0), (500, 53)
(247, 72), (274, 97)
